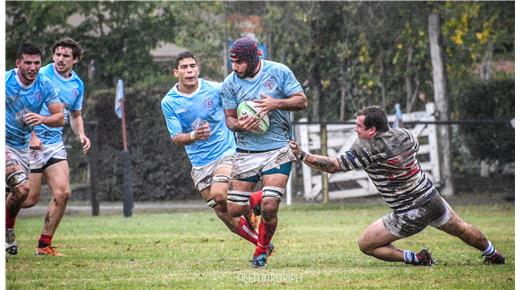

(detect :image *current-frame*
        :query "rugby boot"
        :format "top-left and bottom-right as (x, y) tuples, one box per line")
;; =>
(415, 248), (434, 266)
(35, 246), (65, 257)
(251, 253), (267, 268)
(5, 229), (17, 255)
(483, 250), (505, 264)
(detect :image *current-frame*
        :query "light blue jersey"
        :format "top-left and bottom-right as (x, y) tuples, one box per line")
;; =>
(161, 79), (236, 167)
(34, 63), (84, 145)
(222, 60), (303, 151)
(5, 69), (61, 148)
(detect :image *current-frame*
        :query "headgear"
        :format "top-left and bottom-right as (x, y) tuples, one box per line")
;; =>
(230, 37), (260, 78)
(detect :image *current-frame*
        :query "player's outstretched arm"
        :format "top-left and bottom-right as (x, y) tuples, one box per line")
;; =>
(289, 140), (342, 174)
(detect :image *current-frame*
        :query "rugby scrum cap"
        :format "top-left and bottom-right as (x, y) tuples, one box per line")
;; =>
(230, 37), (259, 65)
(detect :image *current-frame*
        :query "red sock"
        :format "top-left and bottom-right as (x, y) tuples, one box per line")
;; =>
(254, 220), (277, 256)
(235, 216), (258, 245)
(249, 191), (262, 210)
(38, 234), (53, 248)
(6, 207), (15, 229)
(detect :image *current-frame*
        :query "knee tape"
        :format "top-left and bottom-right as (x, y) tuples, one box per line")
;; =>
(6, 171), (28, 189)
(262, 186), (285, 200)
(206, 198), (217, 208)
(212, 174), (230, 184)
(227, 190), (250, 205)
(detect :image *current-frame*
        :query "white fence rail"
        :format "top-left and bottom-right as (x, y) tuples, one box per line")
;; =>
(292, 103), (440, 202)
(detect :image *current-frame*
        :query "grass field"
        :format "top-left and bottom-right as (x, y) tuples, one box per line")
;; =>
(6, 201), (514, 289)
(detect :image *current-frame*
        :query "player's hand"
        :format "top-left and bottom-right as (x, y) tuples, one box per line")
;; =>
(194, 122), (210, 141)
(29, 134), (42, 150)
(289, 140), (303, 159)
(23, 112), (46, 127)
(79, 134), (91, 154)
(254, 94), (279, 118)
(238, 115), (260, 133)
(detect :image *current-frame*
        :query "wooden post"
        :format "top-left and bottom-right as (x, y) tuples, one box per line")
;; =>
(86, 121), (99, 216)
(320, 123), (329, 204)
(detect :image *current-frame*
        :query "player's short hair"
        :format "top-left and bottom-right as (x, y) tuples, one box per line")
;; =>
(52, 38), (83, 62)
(357, 106), (390, 132)
(173, 51), (198, 69)
(16, 43), (41, 60)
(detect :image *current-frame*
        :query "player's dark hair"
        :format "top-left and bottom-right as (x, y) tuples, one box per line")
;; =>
(173, 51), (198, 69)
(16, 43), (41, 60)
(52, 38), (83, 62)
(357, 106), (390, 132)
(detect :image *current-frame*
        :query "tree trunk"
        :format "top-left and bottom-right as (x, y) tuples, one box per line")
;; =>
(481, 40), (494, 81)
(339, 64), (347, 121)
(378, 52), (387, 109)
(428, 13), (454, 196)
(404, 46), (419, 113)
(309, 66), (322, 122)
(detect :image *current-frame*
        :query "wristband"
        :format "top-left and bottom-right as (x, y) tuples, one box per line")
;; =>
(299, 151), (307, 161)
(190, 131), (196, 141)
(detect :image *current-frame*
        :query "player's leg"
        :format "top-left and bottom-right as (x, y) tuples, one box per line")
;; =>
(6, 148), (30, 255)
(21, 172), (43, 208)
(251, 170), (288, 268)
(357, 218), (403, 261)
(35, 159), (69, 256)
(435, 206), (505, 264)
(22, 148), (45, 208)
(226, 179), (259, 245)
(357, 218), (433, 266)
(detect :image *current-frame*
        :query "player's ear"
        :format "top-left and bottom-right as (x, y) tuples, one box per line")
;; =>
(173, 68), (178, 78)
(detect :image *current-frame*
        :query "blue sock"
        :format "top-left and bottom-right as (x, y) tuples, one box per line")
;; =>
(482, 241), (495, 256)
(403, 250), (418, 264)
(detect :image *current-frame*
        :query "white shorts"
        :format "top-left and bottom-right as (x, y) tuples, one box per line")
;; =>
(232, 145), (296, 181)
(6, 145), (29, 174)
(30, 142), (67, 173)
(191, 154), (234, 192)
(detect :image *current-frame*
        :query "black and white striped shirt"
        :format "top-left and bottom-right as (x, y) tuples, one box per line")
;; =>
(338, 128), (437, 212)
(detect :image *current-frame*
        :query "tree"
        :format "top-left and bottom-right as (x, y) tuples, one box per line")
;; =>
(429, 13), (454, 196)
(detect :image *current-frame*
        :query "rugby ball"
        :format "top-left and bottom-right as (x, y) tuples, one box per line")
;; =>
(237, 101), (270, 134)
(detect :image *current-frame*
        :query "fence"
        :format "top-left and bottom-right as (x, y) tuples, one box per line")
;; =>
(287, 103), (441, 204)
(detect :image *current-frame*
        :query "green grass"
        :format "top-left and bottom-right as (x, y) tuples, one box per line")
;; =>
(7, 203), (514, 289)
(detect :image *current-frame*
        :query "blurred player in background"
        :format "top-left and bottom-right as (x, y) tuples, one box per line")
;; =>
(290, 106), (505, 266)
(21, 38), (90, 257)
(6, 43), (64, 255)
(222, 37), (307, 268)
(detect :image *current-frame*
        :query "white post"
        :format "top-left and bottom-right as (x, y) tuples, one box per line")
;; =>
(298, 118), (313, 200)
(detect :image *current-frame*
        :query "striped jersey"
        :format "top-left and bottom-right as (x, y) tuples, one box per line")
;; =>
(337, 128), (437, 212)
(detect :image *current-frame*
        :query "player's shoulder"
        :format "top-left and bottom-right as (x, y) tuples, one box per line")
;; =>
(70, 70), (85, 86)
(5, 68), (16, 80)
(161, 85), (179, 105)
(200, 78), (222, 91)
(263, 59), (291, 73)
(39, 63), (54, 77)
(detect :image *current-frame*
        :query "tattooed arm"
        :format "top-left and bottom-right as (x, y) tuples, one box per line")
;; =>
(289, 140), (343, 174)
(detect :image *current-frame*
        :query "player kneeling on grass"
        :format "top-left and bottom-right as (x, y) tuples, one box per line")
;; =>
(289, 106), (505, 266)
(161, 51), (270, 256)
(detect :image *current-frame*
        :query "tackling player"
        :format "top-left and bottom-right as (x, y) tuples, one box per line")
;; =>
(290, 106), (505, 266)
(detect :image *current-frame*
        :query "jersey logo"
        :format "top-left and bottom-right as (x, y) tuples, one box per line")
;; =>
(263, 78), (275, 91)
(203, 97), (213, 109)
